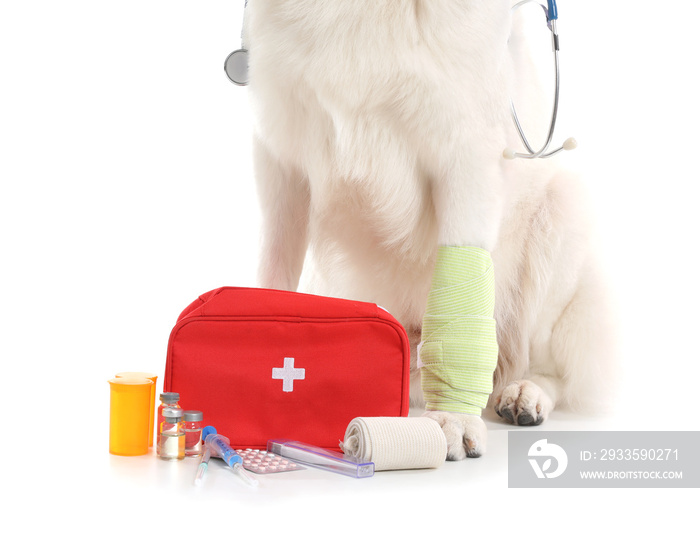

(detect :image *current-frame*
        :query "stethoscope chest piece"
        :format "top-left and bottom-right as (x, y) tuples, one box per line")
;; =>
(224, 49), (250, 86)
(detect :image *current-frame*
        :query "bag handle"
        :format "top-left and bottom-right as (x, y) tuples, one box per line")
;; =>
(176, 287), (381, 322)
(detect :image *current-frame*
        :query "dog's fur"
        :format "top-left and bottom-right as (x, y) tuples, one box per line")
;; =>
(244, 0), (617, 458)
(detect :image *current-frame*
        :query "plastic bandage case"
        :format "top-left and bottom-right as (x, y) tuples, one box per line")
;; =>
(164, 287), (410, 450)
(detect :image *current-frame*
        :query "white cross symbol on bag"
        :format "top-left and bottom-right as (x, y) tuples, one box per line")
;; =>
(272, 357), (306, 392)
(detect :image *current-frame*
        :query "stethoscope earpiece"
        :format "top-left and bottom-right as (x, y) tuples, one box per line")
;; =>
(562, 137), (577, 151)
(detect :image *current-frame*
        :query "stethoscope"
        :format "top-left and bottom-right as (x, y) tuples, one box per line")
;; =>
(224, 0), (576, 161)
(504, 0), (576, 160)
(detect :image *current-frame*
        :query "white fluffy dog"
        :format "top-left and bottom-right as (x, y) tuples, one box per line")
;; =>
(244, 0), (616, 459)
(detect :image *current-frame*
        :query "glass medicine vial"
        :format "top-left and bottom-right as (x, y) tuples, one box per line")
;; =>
(159, 407), (185, 460)
(183, 410), (204, 457)
(156, 392), (180, 456)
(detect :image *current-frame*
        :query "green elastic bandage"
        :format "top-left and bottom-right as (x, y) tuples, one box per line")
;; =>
(419, 246), (498, 415)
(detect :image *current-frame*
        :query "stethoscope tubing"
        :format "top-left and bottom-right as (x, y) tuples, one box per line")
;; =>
(510, 19), (562, 159)
(507, 0), (575, 160)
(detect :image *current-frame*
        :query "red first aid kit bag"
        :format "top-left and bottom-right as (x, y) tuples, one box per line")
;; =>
(163, 287), (410, 449)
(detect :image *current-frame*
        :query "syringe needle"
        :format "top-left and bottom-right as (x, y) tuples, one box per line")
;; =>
(194, 462), (207, 486)
(194, 448), (211, 486)
(233, 463), (259, 487)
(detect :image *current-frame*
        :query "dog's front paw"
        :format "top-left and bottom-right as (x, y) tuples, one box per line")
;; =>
(494, 380), (552, 426)
(423, 411), (487, 460)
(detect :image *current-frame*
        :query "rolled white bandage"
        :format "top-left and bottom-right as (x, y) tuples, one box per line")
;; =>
(341, 417), (447, 471)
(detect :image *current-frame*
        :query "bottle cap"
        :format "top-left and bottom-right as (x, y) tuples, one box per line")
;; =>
(162, 407), (184, 422)
(184, 410), (203, 422)
(159, 392), (180, 403)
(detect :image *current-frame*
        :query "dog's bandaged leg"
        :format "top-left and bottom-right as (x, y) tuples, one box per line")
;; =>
(419, 246), (498, 415)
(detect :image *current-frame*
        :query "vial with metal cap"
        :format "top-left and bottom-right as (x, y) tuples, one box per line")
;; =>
(159, 407), (185, 460)
(156, 392), (180, 456)
(183, 410), (204, 457)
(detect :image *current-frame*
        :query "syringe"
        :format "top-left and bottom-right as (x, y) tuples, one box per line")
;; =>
(202, 429), (259, 487)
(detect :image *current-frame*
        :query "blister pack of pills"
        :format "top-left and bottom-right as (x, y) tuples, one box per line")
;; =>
(234, 449), (305, 474)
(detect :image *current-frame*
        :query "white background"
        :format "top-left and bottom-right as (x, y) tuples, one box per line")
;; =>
(2, 1), (699, 542)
